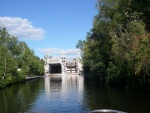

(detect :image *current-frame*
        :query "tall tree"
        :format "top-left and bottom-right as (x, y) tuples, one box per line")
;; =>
(79, 0), (150, 87)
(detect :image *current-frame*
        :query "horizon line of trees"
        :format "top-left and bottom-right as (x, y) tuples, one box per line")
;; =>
(0, 27), (44, 88)
(77, 0), (150, 88)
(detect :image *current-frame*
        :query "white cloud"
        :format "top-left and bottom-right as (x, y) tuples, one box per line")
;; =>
(0, 16), (45, 40)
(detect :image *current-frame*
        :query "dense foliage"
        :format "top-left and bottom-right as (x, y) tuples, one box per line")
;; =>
(77, 0), (150, 88)
(0, 27), (44, 88)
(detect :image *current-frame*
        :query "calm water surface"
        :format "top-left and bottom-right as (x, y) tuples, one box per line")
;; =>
(0, 75), (150, 113)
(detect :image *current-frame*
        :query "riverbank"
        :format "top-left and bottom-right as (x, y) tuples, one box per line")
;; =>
(0, 75), (43, 89)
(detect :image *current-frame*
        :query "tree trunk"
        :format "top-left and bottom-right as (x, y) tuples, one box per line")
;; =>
(3, 58), (6, 80)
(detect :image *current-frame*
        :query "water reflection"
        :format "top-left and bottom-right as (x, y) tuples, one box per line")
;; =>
(45, 76), (50, 94)
(44, 75), (84, 97)
(83, 81), (150, 113)
(0, 78), (44, 113)
(43, 75), (85, 113)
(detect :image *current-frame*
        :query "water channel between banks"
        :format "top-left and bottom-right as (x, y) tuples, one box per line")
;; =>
(0, 75), (150, 113)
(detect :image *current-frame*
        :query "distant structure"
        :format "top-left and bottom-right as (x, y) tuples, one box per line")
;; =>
(38, 48), (83, 75)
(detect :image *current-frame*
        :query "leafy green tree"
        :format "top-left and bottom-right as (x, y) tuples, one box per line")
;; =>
(0, 27), (44, 88)
(79, 0), (150, 87)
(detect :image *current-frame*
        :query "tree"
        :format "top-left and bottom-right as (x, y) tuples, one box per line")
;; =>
(0, 27), (44, 88)
(76, 40), (84, 49)
(79, 0), (150, 87)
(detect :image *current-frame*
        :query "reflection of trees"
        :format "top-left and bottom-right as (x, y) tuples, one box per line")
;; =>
(83, 81), (150, 113)
(0, 78), (44, 113)
(83, 81), (110, 110)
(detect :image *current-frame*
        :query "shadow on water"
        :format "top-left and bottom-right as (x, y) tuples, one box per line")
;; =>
(83, 80), (150, 113)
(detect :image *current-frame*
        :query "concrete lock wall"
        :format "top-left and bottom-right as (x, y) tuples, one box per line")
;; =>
(44, 55), (83, 75)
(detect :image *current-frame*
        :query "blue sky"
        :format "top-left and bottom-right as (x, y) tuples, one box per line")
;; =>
(0, 0), (98, 58)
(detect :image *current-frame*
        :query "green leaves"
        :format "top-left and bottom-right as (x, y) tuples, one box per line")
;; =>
(0, 27), (44, 88)
(79, 0), (150, 87)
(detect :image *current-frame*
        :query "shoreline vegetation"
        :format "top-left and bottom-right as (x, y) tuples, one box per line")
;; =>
(77, 0), (150, 90)
(0, 27), (44, 89)
(0, 75), (43, 89)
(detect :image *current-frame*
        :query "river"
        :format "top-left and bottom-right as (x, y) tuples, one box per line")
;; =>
(0, 75), (150, 113)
